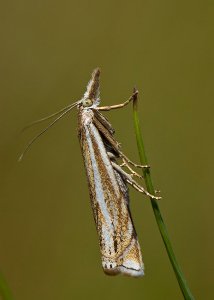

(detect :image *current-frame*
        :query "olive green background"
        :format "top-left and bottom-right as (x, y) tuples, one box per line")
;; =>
(0, 1), (213, 299)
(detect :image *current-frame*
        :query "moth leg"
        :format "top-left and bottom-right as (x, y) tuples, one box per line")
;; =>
(93, 117), (121, 154)
(93, 116), (149, 170)
(119, 152), (150, 169)
(120, 158), (144, 180)
(111, 161), (161, 200)
(108, 152), (144, 180)
(92, 110), (115, 134)
(95, 89), (149, 168)
(97, 90), (138, 111)
(94, 115), (150, 170)
(107, 152), (143, 181)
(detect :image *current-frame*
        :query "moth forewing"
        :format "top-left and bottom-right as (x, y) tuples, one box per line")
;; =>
(78, 107), (144, 277)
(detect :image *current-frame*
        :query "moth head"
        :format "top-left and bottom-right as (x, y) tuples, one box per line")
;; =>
(82, 98), (93, 107)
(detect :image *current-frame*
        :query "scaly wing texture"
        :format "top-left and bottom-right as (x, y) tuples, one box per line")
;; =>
(79, 110), (144, 277)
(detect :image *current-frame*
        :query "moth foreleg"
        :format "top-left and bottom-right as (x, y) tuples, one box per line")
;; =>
(97, 90), (139, 111)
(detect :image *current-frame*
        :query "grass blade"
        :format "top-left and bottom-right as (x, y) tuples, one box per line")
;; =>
(132, 90), (194, 300)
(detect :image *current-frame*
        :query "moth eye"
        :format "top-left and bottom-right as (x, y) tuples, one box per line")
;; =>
(83, 98), (93, 107)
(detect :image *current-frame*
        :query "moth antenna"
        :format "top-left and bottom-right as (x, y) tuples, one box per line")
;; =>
(19, 102), (79, 161)
(21, 103), (76, 132)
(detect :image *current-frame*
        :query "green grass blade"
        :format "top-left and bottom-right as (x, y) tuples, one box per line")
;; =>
(132, 91), (194, 300)
(0, 271), (14, 300)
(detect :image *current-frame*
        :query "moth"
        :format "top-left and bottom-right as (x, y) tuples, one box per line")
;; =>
(20, 68), (160, 277)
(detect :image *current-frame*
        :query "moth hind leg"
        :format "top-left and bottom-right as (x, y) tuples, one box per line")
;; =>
(119, 152), (150, 169)
(120, 158), (144, 180)
(111, 161), (161, 200)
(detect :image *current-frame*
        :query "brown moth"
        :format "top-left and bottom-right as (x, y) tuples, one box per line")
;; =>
(20, 68), (160, 277)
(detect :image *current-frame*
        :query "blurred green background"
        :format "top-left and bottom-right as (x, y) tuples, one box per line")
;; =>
(0, 1), (213, 299)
